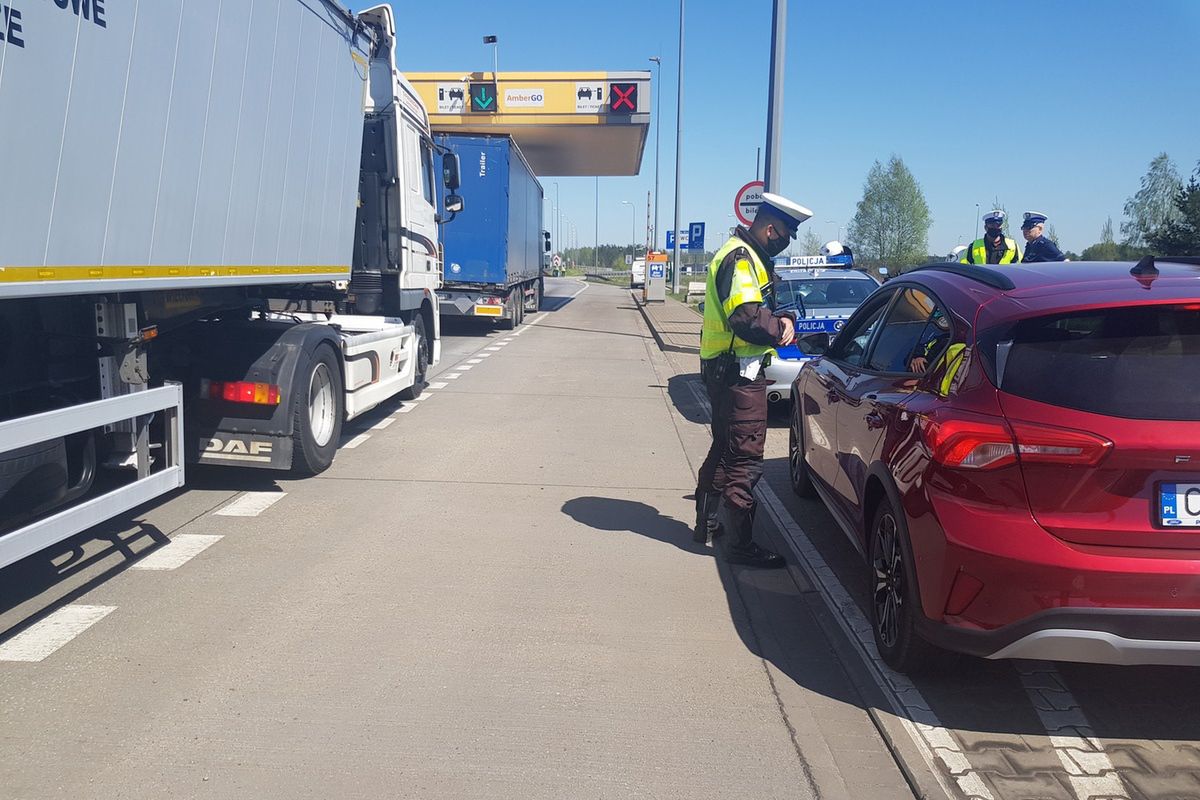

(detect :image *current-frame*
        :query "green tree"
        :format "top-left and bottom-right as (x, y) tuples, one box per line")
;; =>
(1080, 216), (1147, 261)
(1147, 165), (1200, 256)
(797, 229), (824, 257)
(846, 155), (932, 268)
(1122, 152), (1184, 247)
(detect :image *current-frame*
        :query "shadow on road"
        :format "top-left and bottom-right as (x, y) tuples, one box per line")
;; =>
(560, 496), (710, 557)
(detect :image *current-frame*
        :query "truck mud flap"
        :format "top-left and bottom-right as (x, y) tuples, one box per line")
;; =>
(194, 433), (292, 470)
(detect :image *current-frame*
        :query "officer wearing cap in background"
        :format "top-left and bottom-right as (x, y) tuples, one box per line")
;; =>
(960, 210), (1021, 265)
(693, 192), (811, 568)
(1020, 212), (1066, 262)
(820, 240), (855, 266)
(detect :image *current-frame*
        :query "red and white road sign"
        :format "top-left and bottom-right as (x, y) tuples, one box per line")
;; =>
(734, 180), (765, 227)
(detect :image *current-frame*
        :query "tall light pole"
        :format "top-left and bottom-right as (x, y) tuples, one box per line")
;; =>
(594, 176), (600, 269)
(671, 0), (684, 294)
(974, 203), (981, 241)
(553, 182), (560, 253)
(621, 200), (636, 265)
(483, 35), (498, 78)
(649, 56), (662, 251)
(763, 0), (786, 193)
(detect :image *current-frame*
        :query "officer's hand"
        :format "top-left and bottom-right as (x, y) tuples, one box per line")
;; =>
(910, 356), (928, 373)
(778, 316), (795, 346)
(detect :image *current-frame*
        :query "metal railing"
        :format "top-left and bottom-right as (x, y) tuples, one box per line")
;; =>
(0, 384), (185, 571)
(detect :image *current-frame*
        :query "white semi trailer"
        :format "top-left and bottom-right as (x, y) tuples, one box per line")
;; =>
(0, 2), (463, 568)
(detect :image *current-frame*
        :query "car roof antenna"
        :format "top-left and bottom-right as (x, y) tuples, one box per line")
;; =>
(1130, 254), (1158, 276)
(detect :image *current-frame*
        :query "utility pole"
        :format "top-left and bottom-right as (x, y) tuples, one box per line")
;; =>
(594, 176), (600, 269)
(763, 0), (786, 193)
(671, 0), (685, 294)
(649, 56), (662, 251)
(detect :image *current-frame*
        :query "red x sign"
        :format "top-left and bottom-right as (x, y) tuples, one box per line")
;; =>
(609, 83), (638, 113)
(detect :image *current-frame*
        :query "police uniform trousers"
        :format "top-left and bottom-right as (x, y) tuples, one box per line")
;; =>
(697, 360), (767, 520)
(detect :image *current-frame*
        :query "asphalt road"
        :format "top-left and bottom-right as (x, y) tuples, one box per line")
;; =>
(2, 279), (1197, 800)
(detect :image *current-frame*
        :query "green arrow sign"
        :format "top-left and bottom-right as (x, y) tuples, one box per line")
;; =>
(470, 82), (498, 113)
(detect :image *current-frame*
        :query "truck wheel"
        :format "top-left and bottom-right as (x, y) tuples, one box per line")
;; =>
(515, 289), (525, 327)
(290, 343), (343, 476)
(533, 279), (543, 312)
(500, 293), (517, 331)
(398, 314), (429, 401)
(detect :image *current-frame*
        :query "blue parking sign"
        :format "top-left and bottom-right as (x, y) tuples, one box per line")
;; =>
(689, 222), (705, 251)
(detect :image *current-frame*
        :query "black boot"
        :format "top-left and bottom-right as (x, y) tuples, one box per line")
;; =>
(717, 501), (786, 569)
(693, 491), (722, 544)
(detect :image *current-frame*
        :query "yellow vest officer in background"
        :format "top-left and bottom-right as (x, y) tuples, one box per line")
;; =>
(960, 209), (1021, 265)
(694, 193), (812, 568)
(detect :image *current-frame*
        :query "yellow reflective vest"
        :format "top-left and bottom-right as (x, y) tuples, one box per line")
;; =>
(960, 237), (1021, 265)
(700, 236), (775, 360)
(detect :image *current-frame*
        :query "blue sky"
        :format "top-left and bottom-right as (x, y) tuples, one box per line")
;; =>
(345, 0), (1200, 255)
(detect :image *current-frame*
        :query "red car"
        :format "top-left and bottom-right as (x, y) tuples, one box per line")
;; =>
(788, 258), (1200, 673)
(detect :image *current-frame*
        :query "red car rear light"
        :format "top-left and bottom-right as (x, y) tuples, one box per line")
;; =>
(921, 412), (1112, 470)
(200, 379), (281, 406)
(1009, 420), (1113, 467)
(920, 412), (1017, 470)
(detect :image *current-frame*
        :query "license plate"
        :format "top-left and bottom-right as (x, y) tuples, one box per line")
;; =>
(1159, 483), (1200, 527)
(474, 305), (502, 316)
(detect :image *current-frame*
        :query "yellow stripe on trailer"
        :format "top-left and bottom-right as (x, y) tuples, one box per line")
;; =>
(0, 265), (348, 283)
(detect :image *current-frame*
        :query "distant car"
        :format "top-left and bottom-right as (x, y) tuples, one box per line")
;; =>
(789, 259), (1200, 673)
(763, 268), (880, 403)
(630, 259), (646, 289)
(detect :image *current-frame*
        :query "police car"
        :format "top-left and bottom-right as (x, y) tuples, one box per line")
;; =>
(765, 245), (881, 403)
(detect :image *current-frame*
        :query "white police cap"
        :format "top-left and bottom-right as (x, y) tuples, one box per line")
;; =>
(982, 209), (1006, 224)
(821, 240), (845, 257)
(760, 192), (813, 229)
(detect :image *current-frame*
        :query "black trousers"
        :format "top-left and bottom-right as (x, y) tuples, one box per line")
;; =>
(696, 360), (767, 517)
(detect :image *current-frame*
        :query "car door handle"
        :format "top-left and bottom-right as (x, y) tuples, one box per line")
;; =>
(864, 411), (885, 430)
(826, 390), (840, 404)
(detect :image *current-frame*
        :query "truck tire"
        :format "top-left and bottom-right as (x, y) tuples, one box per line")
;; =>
(398, 314), (429, 401)
(536, 277), (544, 311)
(515, 289), (525, 327)
(290, 343), (343, 476)
(500, 293), (517, 331)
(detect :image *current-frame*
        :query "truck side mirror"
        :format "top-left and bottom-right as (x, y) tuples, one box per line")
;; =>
(442, 153), (461, 191)
(444, 193), (464, 214)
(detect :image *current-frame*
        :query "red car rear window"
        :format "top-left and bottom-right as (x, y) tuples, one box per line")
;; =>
(979, 304), (1200, 421)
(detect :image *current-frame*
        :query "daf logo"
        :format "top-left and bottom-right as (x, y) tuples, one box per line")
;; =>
(202, 437), (273, 460)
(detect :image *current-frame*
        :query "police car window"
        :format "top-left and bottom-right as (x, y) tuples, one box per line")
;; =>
(867, 288), (949, 373)
(776, 278), (877, 311)
(827, 291), (894, 367)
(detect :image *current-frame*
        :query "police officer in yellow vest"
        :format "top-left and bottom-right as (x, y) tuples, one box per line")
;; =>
(960, 209), (1021, 265)
(694, 193), (812, 568)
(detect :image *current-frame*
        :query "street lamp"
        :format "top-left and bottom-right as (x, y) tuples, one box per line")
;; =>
(974, 202), (980, 241)
(621, 200), (637, 265)
(483, 35), (498, 78)
(553, 182), (560, 254)
(671, 0), (685, 294)
(649, 56), (662, 251)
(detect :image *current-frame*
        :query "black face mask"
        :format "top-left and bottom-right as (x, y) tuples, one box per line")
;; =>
(765, 227), (792, 258)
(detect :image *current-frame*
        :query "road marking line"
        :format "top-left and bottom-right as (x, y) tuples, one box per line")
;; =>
(567, 281), (589, 299)
(1015, 662), (1130, 799)
(484, 346), (502, 352)
(683, 381), (974, 799)
(370, 417), (396, 430)
(455, 364), (474, 371)
(466, 359), (483, 364)
(342, 433), (371, 449)
(0, 605), (116, 662)
(214, 491), (287, 518)
(495, 341), (510, 346)
(427, 381), (448, 390)
(398, 405), (415, 413)
(131, 534), (223, 571)
(475, 353), (492, 358)
(442, 373), (462, 379)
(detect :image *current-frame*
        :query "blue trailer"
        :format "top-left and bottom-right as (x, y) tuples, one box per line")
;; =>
(435, 134), (549, 329)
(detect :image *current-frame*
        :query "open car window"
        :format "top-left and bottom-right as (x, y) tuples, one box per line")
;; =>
(866, 287), (950, 374)
(826, 289), (895, 367)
